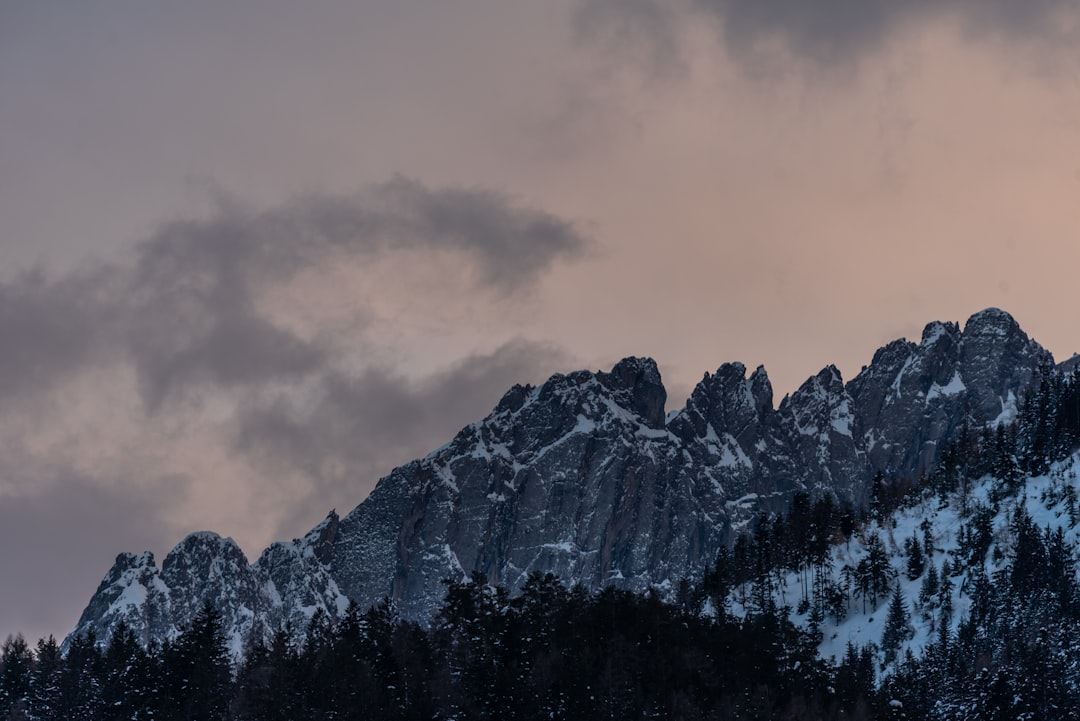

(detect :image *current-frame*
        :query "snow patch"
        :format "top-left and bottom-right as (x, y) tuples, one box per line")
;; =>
(991, 390), (1018, 428)
(926, 371), (965, 401)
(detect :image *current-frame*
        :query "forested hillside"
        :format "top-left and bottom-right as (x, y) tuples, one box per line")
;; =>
(6, 357), (1080, 719)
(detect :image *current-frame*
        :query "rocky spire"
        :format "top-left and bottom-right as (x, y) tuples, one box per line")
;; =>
(70, 311), (1058, 653)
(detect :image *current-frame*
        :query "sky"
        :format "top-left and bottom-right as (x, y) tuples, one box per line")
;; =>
(2, 0), (1080, 644)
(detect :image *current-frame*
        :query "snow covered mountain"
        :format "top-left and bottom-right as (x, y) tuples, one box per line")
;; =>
(70, 517), (349, 655)
(68, 308), (1062, 651)
(738, 450), (1080, 697)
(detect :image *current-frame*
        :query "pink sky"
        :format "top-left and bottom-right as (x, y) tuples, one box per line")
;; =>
(1, 0), (1079, 643)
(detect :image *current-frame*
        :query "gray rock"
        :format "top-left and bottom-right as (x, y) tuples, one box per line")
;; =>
(69, 309), (1056, 651)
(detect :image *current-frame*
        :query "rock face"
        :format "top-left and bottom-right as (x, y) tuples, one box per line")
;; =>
(848, 309), (1049, 477)
(70, 308), (1056, 649)
(67, 520), (348, 655)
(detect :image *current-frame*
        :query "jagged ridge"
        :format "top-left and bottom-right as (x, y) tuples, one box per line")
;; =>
(69, 308), (1062, 651)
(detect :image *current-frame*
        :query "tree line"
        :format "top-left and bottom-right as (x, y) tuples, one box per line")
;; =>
(5, 367), (1080, 720)
(2, 572), (883, 720)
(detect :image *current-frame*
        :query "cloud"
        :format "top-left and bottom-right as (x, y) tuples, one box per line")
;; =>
(0, 179), (589, 411)
(234, 339), (574, 536)
(576, 0), (1080, 71)
(0, 179), (588, 638)
(575, 0), (689, 77)
(0, 265), (122, 404)
(124, 179), (587, 409)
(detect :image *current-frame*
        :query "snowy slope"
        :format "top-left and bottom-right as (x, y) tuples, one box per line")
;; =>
(733, 453), (1080, 678)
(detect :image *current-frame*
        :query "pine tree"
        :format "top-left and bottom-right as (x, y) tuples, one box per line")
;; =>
(57, 631), (104, 720)
(29, 636), (62, 720)
(100, 621), (153, 720)
(1009, 503), (1046, 595)
(863, 532), (893, 608)
(881, 583), (911, 663)
(920, 518), (934, 558)
(905, 533), (925, 580)
(164, 601), (233, 721)
(704, 547), (733, 615)
(0, 635), (33, 720)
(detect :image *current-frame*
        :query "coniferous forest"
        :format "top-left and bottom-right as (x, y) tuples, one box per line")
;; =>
(4, 367), (1080, 720)
(2, 579), (868, 721)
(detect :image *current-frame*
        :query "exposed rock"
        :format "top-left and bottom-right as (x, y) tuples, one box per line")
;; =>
(69, 309), (1057, 652)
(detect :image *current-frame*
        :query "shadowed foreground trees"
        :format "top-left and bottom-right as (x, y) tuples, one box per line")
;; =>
(1, 575), (874, 720)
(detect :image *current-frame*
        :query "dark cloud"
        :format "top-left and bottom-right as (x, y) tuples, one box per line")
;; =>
(123, 179), (586, 408)
(235, 339), (573, 536)
(577, 0), (1080, 70)
(0, 265), (122, 402)
(0, 179), (589, 410)
(710, 0), (1080, 66)
(0, 179), (588, 638)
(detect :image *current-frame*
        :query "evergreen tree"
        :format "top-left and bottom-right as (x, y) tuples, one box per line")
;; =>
(859, 532), (893, 609)
(1009, 503), (1046, 595)
(703, 547), (733, 615)
(881, 583), (911, 662)
(164, 602), (232, 721)
(100, 621), (154, 720)
(920, 518), (935, 558)
(0, 635), (33, 720)
(905, 532), (925, 580)
(29, 636), (62, 721)
(57, 631), (103, 720)
(870, 472), (885, 522)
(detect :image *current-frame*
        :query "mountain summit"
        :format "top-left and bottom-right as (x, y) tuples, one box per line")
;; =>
(68, 309), (1058, 651)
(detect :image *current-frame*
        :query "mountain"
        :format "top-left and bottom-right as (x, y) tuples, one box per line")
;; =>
(67, 308), (1057, 651)
(71, 519), (349, 655)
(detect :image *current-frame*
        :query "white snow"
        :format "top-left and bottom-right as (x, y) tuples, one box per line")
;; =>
(890, 354), (916, 400)
(926, 371), (965, 401)
(991, 390), (1018, 428)
(830, 399), (853, 437)
(109, 582), (149, 613)
(542, 541), (574, 553)
(729, 453), (1080, 684)
(921, 322), (948, 347)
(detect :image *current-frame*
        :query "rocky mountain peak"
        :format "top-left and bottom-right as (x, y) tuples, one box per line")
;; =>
(70, 309), (1063, 654)
(959, 308), (1050, 421)
(868, 338), (917, 369)
(962, 307), (1020, 339)
(303, 510), (340, 565)
(748, 365), (774, 417)
(495, 383), (533, 414)
(920, 320), (961, 348)
(676, 362), (771, 441)
(597, 356), (667, 429)
(67, 551), (170, 651)
(161, 532), (248, 582)
(781, 365), (853, 438)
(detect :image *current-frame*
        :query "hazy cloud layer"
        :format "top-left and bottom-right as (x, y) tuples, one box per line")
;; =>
(237, 340), (573, 537)
(134, 180), (586, 409)
(5, 0), (1080, 648)
(0, 180), (587, 642)
(1, 179), (586, 408)
(0, 265), (122, 402)
(579, 0), (1080, 70)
